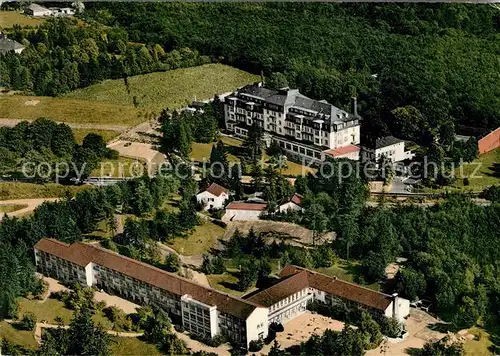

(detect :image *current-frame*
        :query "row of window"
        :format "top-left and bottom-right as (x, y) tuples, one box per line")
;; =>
(277, 140), (322, 159)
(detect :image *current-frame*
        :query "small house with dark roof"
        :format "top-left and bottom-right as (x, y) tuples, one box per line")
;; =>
(361, 135), (415, 163)
(279, 193), (304, 213)
(196, 182), (229, 210)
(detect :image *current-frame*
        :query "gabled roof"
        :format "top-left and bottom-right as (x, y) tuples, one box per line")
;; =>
(226, 202), (267, 211)
(282, 193), (303, 207)
(34, 239), (263, 320)
(0, 37), (24, 55)
(245, 271), (309, 307)
(279, 265), (393, 311)
(370, 136), (404, 150)
(27, 3), (50, 12)
(204, 182), (229, 197)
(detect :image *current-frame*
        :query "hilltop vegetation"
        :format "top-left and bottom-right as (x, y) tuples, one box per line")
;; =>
(65, 63), (258, 111)
(87, 3), (500, 143)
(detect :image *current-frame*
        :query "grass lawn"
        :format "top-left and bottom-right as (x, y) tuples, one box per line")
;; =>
(166, 220), (224, 255)
(0, 10), (44, 28)
(65, 64), (259, 112)
(0, 182), (89, 200)
(452, 148), (500, 191)
(191, 135), (243, 163)
(109, 336), (162, 356)
(0, 203), (27, 213)
(72, 128), (120, 144)
(18, 298), (73, 325)
(90, 156), (146, 178)
(18, 298), (113, 329)
(463, 327), (494, 356)
(0, 321), (38, 349)
(316, 260), (380, 291)
(0, 95), (144, 127)
(206, 270), (245, 297)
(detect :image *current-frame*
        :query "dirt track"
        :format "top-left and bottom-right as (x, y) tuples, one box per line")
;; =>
(0, 198), (59, 219)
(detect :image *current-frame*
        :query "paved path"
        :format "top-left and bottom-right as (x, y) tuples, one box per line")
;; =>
(0, 118), (128, 132)
(0, 198), (59, 219)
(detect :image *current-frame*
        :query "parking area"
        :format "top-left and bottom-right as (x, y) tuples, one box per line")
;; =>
(366, 308), (446, 356)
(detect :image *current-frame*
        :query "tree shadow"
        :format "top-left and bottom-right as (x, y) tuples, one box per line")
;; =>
(485, 163), (500, 178)
(405, 347), (423, 356)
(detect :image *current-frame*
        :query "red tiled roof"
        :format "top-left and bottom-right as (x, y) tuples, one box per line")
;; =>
(323, 145), (360, 158)
(245, 271), (309, 307)
(226, 202), (267, 211)
(205, 183), (229, 197)
(34, 239), (262, 320)
(279, 265), (393, 311)
(290, 193), (302, 206)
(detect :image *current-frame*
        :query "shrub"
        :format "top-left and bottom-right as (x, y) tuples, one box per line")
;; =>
(101, 239), (118, 252)
(378, 316), (402, 338)
(269, 322), (284, 333)
(249, 339), (264, 352)
(19, 313), (36, 331)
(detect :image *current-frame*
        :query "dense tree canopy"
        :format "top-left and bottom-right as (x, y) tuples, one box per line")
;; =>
(87, 3), (499, 141)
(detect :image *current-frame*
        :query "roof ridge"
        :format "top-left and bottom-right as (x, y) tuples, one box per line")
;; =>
(75, 241), (264, 307)
(289, 264), (392, 298)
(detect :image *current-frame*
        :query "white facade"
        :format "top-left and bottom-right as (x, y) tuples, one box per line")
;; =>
(196, 190), (228, 210)
(245, 308), (269, 344)
(268, 288), (312, 325)
(279, 201), (302, 213)
(362, 139), (414, 163)
(224, 208), (263, 221)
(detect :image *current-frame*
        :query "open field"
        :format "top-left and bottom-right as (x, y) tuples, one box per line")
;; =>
(0, 203), (27, 213)
(65, 64), (259, 112)
(0, 10), (44, 28)
(90, 157), (146, 178)
(166, 220), (224, 256)
(0, 95), (144, 126)
(0, 182), (89, 200)
(73, 128), (120, 144)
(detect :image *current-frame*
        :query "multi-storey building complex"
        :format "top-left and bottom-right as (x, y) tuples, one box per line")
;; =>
(224, 84), (361, 163)
(34, 239), (268, 347)
(34, 239), (410, 348)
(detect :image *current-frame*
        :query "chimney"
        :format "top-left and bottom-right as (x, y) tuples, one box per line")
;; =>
(351, 97), (358, 117)
(392, 293), (399, 319)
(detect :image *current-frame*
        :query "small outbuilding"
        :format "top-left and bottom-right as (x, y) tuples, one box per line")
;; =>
(223, 202), (267, 221)
(279, 193), (304, 213)
(196, 182), (229, 210)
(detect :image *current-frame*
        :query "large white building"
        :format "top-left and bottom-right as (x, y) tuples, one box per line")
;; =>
(224, 84), (361, 163)
(34, 239), (410, 349)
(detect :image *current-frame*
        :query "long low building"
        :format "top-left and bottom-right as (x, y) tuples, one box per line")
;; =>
(34, 239), (268, 347)
(34, 239), (410, 348)
(246, 265), (410, 325)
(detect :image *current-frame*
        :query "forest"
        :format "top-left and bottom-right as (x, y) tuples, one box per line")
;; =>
(85, 3), (500, 143)
(0, 17), (210, 97)
(0, 118), (116, 179)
